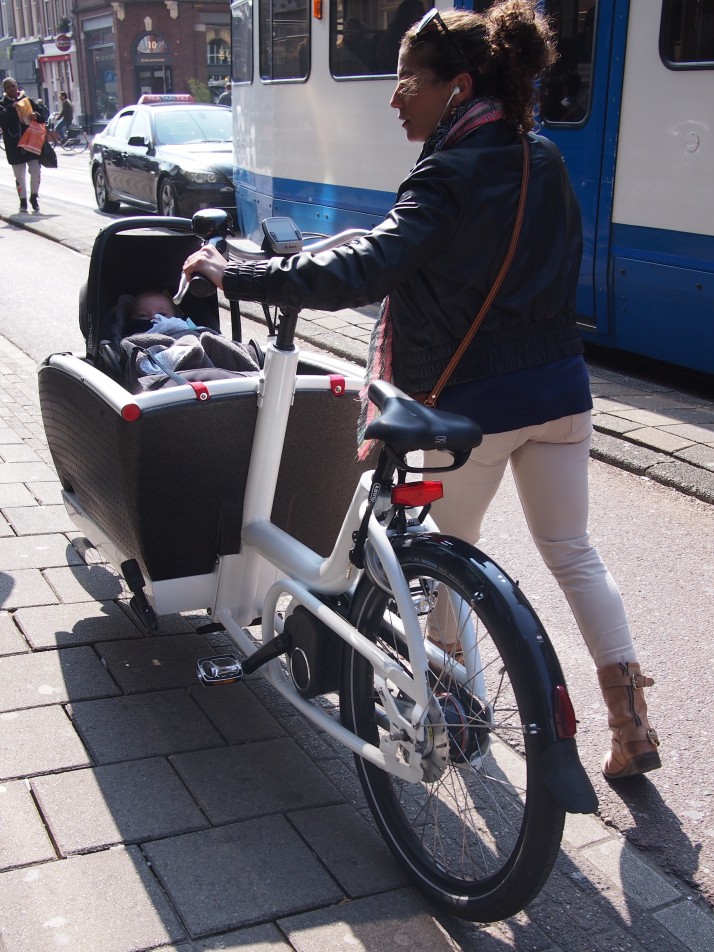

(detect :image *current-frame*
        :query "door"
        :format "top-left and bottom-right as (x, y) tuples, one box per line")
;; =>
(540, 0), (626, 332)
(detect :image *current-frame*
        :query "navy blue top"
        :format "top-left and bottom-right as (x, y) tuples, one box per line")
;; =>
(437, 355), (593, 435)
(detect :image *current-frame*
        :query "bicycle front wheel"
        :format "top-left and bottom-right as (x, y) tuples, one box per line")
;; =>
(341, 537), (565, 922)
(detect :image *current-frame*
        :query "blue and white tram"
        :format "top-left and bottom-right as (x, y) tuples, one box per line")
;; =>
(229, 1), (714, 375)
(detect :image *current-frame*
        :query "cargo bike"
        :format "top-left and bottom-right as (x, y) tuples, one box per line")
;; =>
(38, 210), (597, 922)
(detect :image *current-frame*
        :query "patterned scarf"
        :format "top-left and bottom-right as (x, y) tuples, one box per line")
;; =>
(357, 98), (503, 459)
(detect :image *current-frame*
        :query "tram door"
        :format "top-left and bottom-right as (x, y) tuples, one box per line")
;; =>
(540, 0), (624, 333)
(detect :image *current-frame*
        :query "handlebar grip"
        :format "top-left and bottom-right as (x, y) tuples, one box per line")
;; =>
(188, 274), (217, 298)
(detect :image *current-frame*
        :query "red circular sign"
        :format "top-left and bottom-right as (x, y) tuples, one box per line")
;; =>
(56, 34), (71, 52)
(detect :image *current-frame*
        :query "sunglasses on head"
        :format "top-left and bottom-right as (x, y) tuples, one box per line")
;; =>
(414, 7), (468, 67)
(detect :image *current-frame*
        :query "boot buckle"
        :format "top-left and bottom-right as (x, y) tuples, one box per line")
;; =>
(631, 673), (654, 690)
(647, 728), (660, 747)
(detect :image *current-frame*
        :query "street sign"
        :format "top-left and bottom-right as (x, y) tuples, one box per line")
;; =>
(56, 34), (71, 52)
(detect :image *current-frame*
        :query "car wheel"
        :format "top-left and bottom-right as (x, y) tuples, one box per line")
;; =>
(157, 178), (180, 217)
(93, 166), (120, 213)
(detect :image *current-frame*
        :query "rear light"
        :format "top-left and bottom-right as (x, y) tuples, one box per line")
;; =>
(121, 404), (141, 422)
(391, 481), (443, 507)
(553, 685), (577, 738)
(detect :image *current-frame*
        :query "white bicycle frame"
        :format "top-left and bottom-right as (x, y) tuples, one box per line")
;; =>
(206, 326), (485, 784)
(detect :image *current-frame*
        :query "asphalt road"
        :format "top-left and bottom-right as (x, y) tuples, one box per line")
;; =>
(1, 171), (712, 913)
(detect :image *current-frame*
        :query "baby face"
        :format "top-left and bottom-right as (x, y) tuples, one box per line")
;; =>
(132, 292), (177, 321)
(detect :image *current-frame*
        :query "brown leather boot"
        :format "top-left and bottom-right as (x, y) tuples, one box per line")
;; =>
(598, 662), (661, 780)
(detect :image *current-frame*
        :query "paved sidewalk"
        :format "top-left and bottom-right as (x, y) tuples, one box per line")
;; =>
(1, 197), (714, 951)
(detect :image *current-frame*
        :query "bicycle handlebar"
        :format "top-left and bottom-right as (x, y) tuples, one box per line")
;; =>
(226, 228), (369, 263)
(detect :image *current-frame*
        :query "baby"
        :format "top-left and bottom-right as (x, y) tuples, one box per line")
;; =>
(131, 291), (180, 322)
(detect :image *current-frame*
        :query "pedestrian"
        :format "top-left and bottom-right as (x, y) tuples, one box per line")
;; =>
(0, 76), (47, 213)
(217, 82), (231, 106)
(181, 1), (661, 781)
(55, 90), (74, 139)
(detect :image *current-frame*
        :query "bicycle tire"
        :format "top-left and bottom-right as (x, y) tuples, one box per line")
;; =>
(67, 132), (88, 154)
(341, 534), (565, 922)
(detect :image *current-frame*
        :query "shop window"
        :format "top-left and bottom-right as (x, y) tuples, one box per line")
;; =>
(208, 38), (231, 66)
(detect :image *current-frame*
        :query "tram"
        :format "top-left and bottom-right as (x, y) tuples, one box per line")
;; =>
(229, 1), (714, 375)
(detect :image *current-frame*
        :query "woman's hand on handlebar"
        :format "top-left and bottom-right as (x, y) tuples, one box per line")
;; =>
(182, 245), (227, 292)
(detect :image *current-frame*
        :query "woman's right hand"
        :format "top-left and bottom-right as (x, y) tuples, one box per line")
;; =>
(182, 244), (228, 292)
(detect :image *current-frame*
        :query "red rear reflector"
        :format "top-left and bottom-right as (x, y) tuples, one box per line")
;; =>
(553, 685), (577, 738)
(391, 481), (443, 507)
(121, 404), (141, 422)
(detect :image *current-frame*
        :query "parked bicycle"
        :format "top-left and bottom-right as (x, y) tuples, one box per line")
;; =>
(46, 112), (89, 153)
(38, 209), (597, 922)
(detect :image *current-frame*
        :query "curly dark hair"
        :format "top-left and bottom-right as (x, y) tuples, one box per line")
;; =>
(403, 0), (557, 131)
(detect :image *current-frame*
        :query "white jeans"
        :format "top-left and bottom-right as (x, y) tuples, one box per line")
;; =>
(13, 160), (41, 201)
(425, 411), (636, 668)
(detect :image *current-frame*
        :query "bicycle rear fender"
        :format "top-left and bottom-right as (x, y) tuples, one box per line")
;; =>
(386, 532), (598, 815)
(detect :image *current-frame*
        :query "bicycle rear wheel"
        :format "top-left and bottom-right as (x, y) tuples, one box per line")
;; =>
(341, 537), (565, 922)
(67, 131), (89, 154)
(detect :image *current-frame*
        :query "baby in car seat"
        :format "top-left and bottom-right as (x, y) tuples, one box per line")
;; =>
(110, 289), (260, 391)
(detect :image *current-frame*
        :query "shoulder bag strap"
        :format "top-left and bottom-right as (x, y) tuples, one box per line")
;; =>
(424, 134), (530, 407)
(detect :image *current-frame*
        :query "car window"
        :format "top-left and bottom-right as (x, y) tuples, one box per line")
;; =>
(112, 111), (135, 142)
(129, 110), (152, 144)
(153, 108), (233, 145)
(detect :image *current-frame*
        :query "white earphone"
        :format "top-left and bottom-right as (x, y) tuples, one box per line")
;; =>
(453, 86), (461, 95)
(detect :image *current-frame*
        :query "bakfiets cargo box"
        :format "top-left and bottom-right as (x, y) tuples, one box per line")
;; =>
(38, 215), (370, 623)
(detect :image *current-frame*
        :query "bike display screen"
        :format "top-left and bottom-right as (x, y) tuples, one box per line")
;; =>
(262, 217), (303, 255)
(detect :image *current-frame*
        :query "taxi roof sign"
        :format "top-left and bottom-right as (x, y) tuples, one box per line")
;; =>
(137, 94), (195, 104)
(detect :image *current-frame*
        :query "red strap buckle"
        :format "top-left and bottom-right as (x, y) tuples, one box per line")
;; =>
(329, 374), (345, 396)
(188, 381), (210, 401)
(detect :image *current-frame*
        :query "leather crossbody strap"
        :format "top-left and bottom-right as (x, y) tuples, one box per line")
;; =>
(424, 134), (531, 408)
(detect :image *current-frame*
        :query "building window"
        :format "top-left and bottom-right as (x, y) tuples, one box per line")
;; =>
(661, 0), (714, 67)
(259, 0), (309, 81)
(208, 38), (231, 66)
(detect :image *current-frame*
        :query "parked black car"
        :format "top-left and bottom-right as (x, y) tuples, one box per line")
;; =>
(89, 95), (236, 222)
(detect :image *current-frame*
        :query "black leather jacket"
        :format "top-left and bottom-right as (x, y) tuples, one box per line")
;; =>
(223, 120), (584, 394)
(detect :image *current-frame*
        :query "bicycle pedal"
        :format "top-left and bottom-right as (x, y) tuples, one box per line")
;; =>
(197, 655), (244, 685)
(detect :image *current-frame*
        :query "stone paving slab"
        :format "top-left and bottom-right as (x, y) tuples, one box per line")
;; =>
(0, 610), (28, 654)
(0, 705), (91, 780)
(1, 558), (54, 605)
(0, 532), (83, 569)
(165, 922), (293, 950)
(42, 562), (126, 602)
(0, 845), (187, 952)
(3, 503), (76, 535)
(97, 632), (219, 693)
(144, 815), (345, 937)
(0, 644), (120, 711)
(287, 802), (408, 897)
(170, 736), (343, 824)
(0, 779), (56, 871)
(0, 482), (37, 506)
(30, 757), (209, 855)
(14, 599), (143, 649)
(279, 889), (460, 952)
(68, 689), (226, 764)
(187, 682), (286, 744)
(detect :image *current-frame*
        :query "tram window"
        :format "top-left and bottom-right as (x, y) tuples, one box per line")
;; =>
(541, 1), (596, 125)
(330, 0), (427, 78)
(231, 0), (253, 84)
(661, 0), (714, 68)
(260, 0), (310, 80)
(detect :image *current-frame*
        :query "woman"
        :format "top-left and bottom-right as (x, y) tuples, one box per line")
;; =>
(0, 77), (46, 213)
(183, 1), (661, 781)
